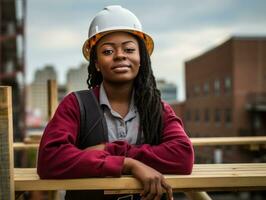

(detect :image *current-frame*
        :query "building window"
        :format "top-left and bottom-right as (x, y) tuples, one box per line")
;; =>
(203, 82), (209, 96)
(186, 89), (190, 99)
(254, 114), (261, 129)
(214, 79), (220, 96)
(204, 109), (209, 123)
(194, 85), (200, 96)
(5, 60), (14, 73)
(214, 108), (221, 125)
(195, 109), (200, 123)
(185, 110), (191, 121)
(224, 76), (232, 94)
(225, 108), (232, 126)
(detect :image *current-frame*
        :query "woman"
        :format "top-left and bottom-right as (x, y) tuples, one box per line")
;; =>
(37, 5), (194, 200)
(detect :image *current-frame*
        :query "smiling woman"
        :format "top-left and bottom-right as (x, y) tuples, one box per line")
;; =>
(37, 5), (194, 200)
(95, 32), (140, 85)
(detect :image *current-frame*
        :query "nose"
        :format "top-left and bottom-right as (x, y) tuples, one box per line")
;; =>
(114, 48), (126, 61)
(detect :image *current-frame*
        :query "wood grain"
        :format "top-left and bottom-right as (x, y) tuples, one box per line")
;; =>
(0, 86), (14, 200)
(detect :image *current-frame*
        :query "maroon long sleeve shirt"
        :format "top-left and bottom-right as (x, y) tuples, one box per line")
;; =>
(37, 88), (194, 179)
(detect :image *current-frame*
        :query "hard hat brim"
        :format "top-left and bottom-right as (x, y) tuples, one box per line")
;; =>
(82, 29), (154, 61)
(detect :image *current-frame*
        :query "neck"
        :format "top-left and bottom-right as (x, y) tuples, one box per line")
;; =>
(102, 81), (133, 104)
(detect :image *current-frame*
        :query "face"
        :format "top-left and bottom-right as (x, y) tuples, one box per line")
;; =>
(95, 32), (140, 85)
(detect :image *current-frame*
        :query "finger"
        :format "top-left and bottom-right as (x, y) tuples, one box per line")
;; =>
(162, 179), (173, 200)
(155, 178), (163, 200)
(141, 179), (151, 198)
(145, 179), (157, 200)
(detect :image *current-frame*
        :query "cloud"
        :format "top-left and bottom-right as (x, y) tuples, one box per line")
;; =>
(30, 28), (83, 50)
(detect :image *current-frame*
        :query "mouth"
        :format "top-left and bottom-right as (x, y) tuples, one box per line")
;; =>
(111, 64), (131, 73)
(111, 64), (131, 69)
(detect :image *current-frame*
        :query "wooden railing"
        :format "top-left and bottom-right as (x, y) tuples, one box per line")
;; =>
(0, 86), (15, 199)
(14, 163), (266, 193)
(191, 136), (266, 146)
(2, 84), (266, 200)
(13, 136), (266, 150)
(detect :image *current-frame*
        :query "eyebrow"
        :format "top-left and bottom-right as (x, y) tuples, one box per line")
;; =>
(99, 40), (137, 48)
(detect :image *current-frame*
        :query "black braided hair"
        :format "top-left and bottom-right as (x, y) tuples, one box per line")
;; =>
(87, 35), (163, 145)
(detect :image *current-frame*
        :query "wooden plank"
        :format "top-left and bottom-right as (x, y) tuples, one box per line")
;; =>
(191, 136), (266, 146)
(47, 79), (58, 120)
(14, 163), (266, 193)
(13, 142), (39, 150)
(13, 136), (266, 150)
(0, 86), (15, 200)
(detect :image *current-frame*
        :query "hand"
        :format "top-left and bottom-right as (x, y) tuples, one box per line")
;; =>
(123, 158), (173, 200)
(84, 143), (105, 151)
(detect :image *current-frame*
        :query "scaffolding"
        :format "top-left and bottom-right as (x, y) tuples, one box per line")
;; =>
(0, 0), (26, 141)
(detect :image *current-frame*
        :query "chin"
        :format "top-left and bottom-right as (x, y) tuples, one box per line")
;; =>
(107, 77), (135, 85)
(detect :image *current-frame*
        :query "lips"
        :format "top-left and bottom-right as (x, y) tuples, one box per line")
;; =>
(111, 64), (131, 73)
(111, 63), (131, 69)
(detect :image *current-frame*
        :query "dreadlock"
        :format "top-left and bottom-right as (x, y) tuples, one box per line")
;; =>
(87, 35), (164, 145)
(87, 45), (102, 88)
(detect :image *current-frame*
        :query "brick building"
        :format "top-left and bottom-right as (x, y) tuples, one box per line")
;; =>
(174, 36), (266, 163)
(185, 36), (266, 137)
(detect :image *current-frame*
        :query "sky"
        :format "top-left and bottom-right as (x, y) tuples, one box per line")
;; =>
(25, 0), (266, 101)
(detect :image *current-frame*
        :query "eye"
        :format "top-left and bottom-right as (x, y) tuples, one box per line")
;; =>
(102, 49), (113, 55)
(124, 48), (136, 53)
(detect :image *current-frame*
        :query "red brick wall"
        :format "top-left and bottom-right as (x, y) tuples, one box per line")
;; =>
(183, 37), (266, 163)
(185, 39), (234, 137)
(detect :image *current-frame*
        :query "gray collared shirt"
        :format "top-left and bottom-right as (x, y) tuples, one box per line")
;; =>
(99, 84), (140, 144)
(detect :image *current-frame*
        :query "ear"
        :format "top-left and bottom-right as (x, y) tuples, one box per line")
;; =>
(95, 62), (100, 72)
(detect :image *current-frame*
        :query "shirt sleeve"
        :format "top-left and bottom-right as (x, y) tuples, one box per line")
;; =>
(37, 93), (124, 179)
(105, 102), (194, 174)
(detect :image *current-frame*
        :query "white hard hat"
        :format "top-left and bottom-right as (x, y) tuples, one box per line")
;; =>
(82, 5), (154, 61)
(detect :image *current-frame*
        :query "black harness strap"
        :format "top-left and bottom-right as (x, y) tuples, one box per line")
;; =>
(74, 90), (108, 149)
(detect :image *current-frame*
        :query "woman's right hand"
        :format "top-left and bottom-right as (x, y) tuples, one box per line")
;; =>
(123, 158), (173, 200)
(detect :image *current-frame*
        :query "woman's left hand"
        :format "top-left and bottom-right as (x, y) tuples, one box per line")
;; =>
(123, 158), (173, 200)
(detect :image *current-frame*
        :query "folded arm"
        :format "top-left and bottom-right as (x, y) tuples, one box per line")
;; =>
(37, 93), (124, 179)
(105, 102), (194, 174)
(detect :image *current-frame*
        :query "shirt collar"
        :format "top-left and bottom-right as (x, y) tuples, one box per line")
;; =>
(99, 83), (137, 117)
(99, 83), (112, 109)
